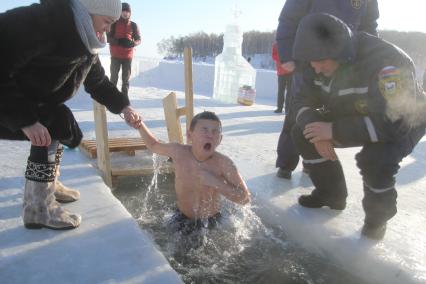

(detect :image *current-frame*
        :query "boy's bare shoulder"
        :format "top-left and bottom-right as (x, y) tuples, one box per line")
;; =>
(212, 151), (236, 167)
(174, 144), (192, 155)
(160, 142), (186, 157)
(180, 144), (192, 151)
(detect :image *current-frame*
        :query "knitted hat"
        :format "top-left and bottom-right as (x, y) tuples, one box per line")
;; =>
(293, 13), (353, 62)
(79, 0), (122, 20)
(122, 2), (131, 12)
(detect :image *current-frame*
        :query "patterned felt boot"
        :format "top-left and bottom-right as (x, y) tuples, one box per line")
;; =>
(23, 160), (81, 230)
(54, 145), (80, 203)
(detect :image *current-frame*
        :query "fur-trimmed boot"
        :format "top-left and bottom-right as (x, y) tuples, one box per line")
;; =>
(23, 160), (81, 230)
(54, 145), (80, 203)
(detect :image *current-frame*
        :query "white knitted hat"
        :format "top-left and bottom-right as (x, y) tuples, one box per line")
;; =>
(79, 0), (122, 20)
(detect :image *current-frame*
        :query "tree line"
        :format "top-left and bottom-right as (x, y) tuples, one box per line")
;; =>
(157, 31), (276, 60)
(157, 30), (426, 67)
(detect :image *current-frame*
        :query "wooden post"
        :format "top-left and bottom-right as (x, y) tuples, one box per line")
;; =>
(88, 49), (194, 187)
(93, 101), (113, 188)
(163, 92), (184, 144)
(184, 47), (194, 143)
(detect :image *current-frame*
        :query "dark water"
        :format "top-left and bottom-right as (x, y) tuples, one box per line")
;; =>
(113, 173), (370, 284)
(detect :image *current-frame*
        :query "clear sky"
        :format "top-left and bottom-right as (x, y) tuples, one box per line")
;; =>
(1, 0), (426, 58)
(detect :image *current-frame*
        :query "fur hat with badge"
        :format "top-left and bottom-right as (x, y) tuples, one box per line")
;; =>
(293, 13), (355, 63)
(79, 0), (122, 20)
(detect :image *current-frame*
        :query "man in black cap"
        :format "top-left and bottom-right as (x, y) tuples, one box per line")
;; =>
(291, 13), (425, 240)
(107, 2), (141, 96)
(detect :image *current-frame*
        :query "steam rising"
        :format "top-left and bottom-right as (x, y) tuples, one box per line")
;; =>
(385, 84), (426, 130)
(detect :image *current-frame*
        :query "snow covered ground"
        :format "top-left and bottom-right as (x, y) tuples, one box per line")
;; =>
(1, 57), (425, 283)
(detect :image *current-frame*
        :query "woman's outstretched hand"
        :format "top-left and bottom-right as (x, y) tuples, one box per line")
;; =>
(22, 122), (52, 146)
(121, 106), (142, 129)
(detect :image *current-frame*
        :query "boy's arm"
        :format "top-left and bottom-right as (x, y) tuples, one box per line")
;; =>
(200, 157), (250, 205)
(137, 120), (176, 157)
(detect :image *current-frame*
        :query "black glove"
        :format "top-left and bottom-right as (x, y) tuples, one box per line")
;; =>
(118, 38), (135, 48)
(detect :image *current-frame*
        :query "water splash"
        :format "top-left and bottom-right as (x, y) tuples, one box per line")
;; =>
(139, 153), (170, 223)
(115, 158), (369, 284)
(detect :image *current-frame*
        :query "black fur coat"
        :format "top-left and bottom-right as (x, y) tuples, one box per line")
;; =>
(0, 0), (130, 147)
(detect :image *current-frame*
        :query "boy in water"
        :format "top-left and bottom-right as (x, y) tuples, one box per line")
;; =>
(137, 111), (250, 230)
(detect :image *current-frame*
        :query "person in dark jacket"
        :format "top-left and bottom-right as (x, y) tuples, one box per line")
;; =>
(0, 0), (141, 230)
(291, 13), (425, 240)
(272, 42), (292, 114)
(274, 0), (379, 179)
(107, 2), (141, 96)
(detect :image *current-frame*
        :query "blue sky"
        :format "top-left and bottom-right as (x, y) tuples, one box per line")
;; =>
(1, 0), (426, 58)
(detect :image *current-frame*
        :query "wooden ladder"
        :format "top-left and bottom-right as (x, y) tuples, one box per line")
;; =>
(80, 47), (194, 189)
(79, 137), (147, 159)
(163, 47), (194, 144)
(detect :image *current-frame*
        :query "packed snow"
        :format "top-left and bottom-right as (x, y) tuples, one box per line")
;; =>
(0, 56), (425, 283)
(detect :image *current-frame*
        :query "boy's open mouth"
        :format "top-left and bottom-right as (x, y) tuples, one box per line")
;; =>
(203, 143), (212, 151)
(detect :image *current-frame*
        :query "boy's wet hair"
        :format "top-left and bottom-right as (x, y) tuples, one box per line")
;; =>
(189, 111), (222, 131)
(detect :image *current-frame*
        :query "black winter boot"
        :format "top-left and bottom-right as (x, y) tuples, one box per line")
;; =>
(299, 189), (346, 210)
(276, 168), (292, 179)
(361, 222), (387, 240)
(298, 160), (347, 210)
(361, 184), (397, 240)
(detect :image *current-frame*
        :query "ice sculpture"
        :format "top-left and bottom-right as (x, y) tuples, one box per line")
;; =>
(213, 6), (256, 104)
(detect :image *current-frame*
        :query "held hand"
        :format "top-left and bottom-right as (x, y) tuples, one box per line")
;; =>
(281, 61), (296, 73)
(22, 122), (52, 146)
(303, 122), (333, 143)
(121, 106), (142, 129)
(313, 140), (337, 161)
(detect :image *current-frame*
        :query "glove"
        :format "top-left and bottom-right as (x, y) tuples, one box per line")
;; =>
(118, 38), (135, 48)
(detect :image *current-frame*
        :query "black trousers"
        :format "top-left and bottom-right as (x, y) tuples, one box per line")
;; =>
(292, 122), (424, 225)
(276, 74), (292, 113)
(110, 57), (132, 96)
(276, 120), (300, 170)
(275, 72), (303, 171)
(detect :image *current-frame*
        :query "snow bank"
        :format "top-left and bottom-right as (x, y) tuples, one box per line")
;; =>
(100, 56), (279, 102)
(1, 55), (425, 284)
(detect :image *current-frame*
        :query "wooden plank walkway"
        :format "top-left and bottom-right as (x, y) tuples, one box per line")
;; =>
(79, 137), (147, 159)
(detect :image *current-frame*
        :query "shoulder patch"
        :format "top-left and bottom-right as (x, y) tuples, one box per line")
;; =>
(378, 66), (402, 99)
(351, 0), (362, 9)
(354, 99), (369, 115)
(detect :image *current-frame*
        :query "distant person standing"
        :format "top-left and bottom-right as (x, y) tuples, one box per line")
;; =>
(272, 41), (292, 114)
(107, 2), (141, 96)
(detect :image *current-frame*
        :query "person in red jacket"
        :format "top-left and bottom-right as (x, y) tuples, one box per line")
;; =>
(107, 2), (141, 96)
(272, 42), (292, 114)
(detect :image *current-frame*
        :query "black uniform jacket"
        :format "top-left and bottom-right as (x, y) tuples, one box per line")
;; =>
(276, 0), (379, 63)
(294, 32), (424, 147)
(0, 0), (130, 147)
